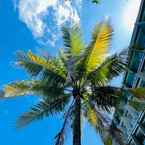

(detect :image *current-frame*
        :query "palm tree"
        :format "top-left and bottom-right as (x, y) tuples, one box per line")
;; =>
(1, 21), (145, 145)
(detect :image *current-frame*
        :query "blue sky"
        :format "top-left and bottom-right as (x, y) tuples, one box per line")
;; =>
(0, 0), (141, 145)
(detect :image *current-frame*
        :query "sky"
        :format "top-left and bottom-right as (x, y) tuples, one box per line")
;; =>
(0, 0), (142, 145)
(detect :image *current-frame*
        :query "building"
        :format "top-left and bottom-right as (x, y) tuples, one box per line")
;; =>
(113, 0), (145, 144)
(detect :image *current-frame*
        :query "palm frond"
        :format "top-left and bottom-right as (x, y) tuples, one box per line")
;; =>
(107, 122), (125, 145)
(31, 81), (66, 99)
(4, 80), (35, 98)
(128, 87), (145, 99)
(129, 98), (145, 111)
(17, 96), (69, 128)
(4, 79), (67, 99)
(27, 50), (66, 78)
(87, 50), (127, 86)
(84, 21), (113, 74)
(83, 102), (105, 134)
(16, 51), (43, 76)
(61, 25), (84, 56)
(103, 136), (112, 145)
(90, 86), (121, 110)
(86, 105), (98, 127)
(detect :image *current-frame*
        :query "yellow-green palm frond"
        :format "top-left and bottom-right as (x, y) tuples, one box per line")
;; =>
(104, 136), (112, 145)
(84, 103), (105, 134)
(4, 78), (68, 99)
(61, 25), (84, 56)
(4, 80), (34, 98)
(84, 21), (113, 74)
(27, 50), (66, 78)
(86, 105), (98, 127)
(16, 51), (43, 76)
(128, 87), (145, 99)
(87, 50), (127, 86)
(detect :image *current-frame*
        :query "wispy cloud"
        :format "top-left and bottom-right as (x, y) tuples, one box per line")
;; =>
(122, 0), (141, 32)
(16, 0), (82, 46)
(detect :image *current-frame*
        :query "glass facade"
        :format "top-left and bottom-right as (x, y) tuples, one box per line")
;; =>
(141, 59), (145, 73)
(140, 80), (145, 87)
(130, 52), (144, 72)
(125, 72), (136, 88)
(136, 30), (145, 48)
(113, 1), (145, 144)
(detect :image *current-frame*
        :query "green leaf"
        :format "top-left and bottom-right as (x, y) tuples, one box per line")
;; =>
(17, 96), (69, 128)
(83, 103), (105, 134)
(90, 86), (121, 109)
(61, 25), (84, 56)
(16, 51), (43, 76)
(84, 21), (113, 74)
(27, 50), (66, 78)
(87, 50), (127, 85)
(104, 136), (112, 145)
(4, 80), (35, 98)
(129, 99), (145, 111)
(128, 87), (145, 99)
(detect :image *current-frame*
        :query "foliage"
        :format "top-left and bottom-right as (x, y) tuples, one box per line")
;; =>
(2, 20), (145, 145)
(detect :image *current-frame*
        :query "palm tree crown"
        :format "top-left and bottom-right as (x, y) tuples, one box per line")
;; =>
(2, 21), (145, 145)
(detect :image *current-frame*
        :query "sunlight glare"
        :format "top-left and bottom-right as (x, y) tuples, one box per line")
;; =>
(122, 0), (141, 32)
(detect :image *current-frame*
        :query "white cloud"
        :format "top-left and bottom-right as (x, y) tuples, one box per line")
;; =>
(122, 0), (141, 32)
(17, 0), (82, 46)
(55, 1), (80, 25)
(18, 0), (57, 37)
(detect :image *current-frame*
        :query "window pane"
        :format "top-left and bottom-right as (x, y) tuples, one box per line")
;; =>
(140, 80), (145, 87)
(130, 52), (144, 72)
(125, 72), (136, 88)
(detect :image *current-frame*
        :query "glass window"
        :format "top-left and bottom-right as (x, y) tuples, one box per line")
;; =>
(136, 30), (145, 48)
(130, 52), (144, 72)
(125, 72), (136, 88)
(138, 22), (145, 34)
(141, 59), (145, 73)
(140, 80), (145, 87)
(136, 78), (141, 87)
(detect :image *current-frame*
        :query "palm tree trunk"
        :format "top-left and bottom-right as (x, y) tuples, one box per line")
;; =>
(73, 97), (81, 145)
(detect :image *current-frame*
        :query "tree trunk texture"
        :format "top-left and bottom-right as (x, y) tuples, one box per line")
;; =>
(73, 97), (81, 145)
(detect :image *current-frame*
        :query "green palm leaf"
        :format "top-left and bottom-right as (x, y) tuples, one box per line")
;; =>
(1, 19), (136, 145)
(62, 25), (84, 56)
(87, 50), (127, 85)
(90, 86), (121, 110)
(84, 21), (113, 74)
(128, 87), (145, 99)
(104, 136), (112, 145)
(16, 51), (43, 76)
(27, 50), (66, 78)
(83, 102), (105, 134)
(4, 80), (35, 98)
(17, 95), (69, 128)
(129, 98), (145, 111)
(4, 79), (66, 99)
(107, 122), (124, 145)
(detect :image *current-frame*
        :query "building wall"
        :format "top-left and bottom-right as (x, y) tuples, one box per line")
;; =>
(113, 0), (145, 144)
